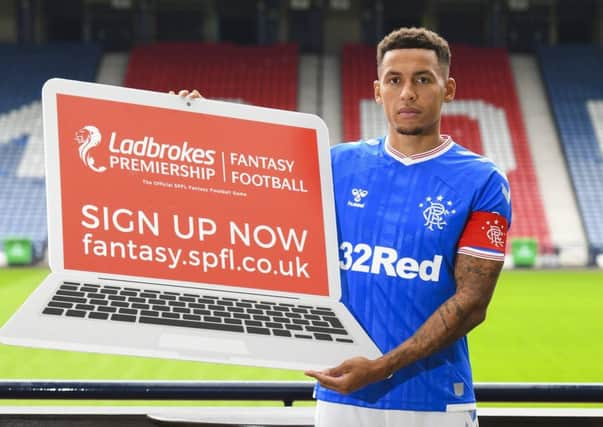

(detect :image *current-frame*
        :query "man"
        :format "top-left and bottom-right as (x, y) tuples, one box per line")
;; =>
(302, 27), (511, 427)
(175, 27), (511, 427)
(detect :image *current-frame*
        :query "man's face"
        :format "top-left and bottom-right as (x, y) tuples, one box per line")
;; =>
(374, 48), (455, 136)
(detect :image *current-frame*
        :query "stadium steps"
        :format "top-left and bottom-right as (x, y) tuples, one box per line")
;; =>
(96, 52), (129, 86)
(341, 44), (552, 252)
(297, 53), (344, 146)
(321, 54), (343, 146)
(298, 54), (319, 115)
(510, 54), (588, 266)
(537, 45), (603, 256)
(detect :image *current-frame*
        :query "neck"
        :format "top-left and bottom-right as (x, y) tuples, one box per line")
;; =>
(386, 126), (443, 157)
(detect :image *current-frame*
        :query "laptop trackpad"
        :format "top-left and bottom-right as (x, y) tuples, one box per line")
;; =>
(159, 333), (249, 355)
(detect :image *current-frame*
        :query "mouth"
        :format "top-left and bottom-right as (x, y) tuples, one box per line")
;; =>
(397, 108), (420, 119)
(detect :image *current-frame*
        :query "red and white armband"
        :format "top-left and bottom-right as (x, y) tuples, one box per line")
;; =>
(457, 211), (508, 261)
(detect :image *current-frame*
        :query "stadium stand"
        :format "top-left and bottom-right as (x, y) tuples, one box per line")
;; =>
(124, 43), (298, 111)
(510, 55), (588, 265)
(341, 44), (553, 252)
(538, 46), (603, 255)
(0, 42), (300, 262)
(0, 43), (101, 259)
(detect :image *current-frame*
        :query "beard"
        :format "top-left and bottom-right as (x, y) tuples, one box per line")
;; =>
(395, 126), (424, 136)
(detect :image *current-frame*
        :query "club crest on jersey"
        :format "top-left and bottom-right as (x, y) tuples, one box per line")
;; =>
(348, 188), (368, 208)
(419, 196), (456, 231)
(482, 219), (506, 247)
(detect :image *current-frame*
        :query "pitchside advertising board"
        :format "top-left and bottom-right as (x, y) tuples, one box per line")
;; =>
(52, 82), (331, 297)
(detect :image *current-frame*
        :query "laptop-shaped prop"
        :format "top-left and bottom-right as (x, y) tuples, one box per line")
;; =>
(0, 78), (381, 370)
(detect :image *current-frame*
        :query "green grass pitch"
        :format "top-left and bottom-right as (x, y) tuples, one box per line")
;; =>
(0, 267), (601, 406)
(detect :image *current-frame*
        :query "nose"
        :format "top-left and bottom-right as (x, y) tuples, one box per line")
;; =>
(400, 81), (417, 102)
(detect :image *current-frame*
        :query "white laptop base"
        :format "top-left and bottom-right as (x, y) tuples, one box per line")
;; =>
(1, 272), (380, 370)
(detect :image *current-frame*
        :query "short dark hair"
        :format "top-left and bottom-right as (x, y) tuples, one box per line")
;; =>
(377, 27), (451, 73)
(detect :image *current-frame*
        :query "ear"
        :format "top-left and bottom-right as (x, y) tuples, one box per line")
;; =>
(444, 77), (456, 103)
(374, 80), (383, 104)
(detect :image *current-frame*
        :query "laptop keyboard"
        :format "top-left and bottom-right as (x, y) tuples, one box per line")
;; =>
(42, 282), (354, 344)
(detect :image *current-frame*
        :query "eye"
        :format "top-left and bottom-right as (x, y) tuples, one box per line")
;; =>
(388, 76), (400, 85)
(416, 75), (432, 84)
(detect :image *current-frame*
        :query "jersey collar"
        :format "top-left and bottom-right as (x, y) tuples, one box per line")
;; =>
(384, 135), (455, 166)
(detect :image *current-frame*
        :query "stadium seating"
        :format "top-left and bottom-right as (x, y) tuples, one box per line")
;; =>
(124, 43), (298, 110)
(0, 43), (100, 258)
(0, 42), (297, 259)
(538, 46), (603, 253)
(341, 44), (552, 252)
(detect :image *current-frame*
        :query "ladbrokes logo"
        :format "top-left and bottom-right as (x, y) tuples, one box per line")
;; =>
(74, 125), (217, 181)
(75, 126), (107, 173)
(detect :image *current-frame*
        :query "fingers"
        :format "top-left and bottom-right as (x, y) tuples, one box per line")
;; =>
(304, 370), (322, 382)
(305, 363), (351, 392)
(304, 362), (345, 380)
(189, 89), (203, 99)
(320, 367), (343, 379)
(168, 89), (205, 99)
(305, 370), (345, 391)
(305, 358), (374, 395)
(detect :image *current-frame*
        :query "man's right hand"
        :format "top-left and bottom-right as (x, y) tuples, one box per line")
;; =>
(169, 89), (204, 99)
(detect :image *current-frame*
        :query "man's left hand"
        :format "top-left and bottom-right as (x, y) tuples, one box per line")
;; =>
(304, 357), (388, 395)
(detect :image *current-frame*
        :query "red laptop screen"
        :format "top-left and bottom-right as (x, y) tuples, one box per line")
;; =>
(56, 94), (329, 296)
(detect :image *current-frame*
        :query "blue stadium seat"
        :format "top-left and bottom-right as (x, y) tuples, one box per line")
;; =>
(538, 45), (603, 252)
(0, 43), (100, 258)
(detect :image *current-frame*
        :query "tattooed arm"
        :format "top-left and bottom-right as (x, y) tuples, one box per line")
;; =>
(305, 254), (503, 394)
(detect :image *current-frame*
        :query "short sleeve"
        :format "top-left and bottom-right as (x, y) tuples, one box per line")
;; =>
(457, 169), (512, 261)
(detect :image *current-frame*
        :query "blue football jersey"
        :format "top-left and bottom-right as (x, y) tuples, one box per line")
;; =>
(315, 135), (512, 412)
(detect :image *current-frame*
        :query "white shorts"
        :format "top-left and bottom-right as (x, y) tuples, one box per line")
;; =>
(315, 400), (479, 427)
